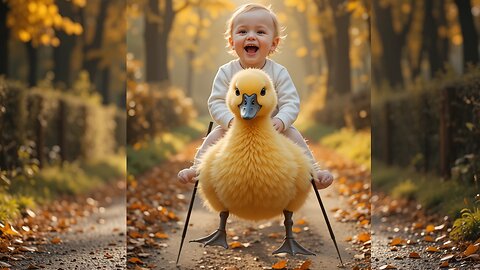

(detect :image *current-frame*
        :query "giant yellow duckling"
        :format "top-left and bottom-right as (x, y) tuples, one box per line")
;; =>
(191, 68), (315, 256)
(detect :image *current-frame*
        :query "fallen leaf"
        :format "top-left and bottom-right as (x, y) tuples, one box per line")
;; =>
(408, 252), (420, 258)
(229, 241), (243, 249)
(128, 257), (143, 264)
(354, 253), (365, 259)
(272, 259), (288, 269)
(439, 261), (449, 268)
(426, 246), (440, 252)
(154, 232), (168, 239)
(424, 236), (434, 242)
(298, 259), (312, 270)
(390, 237), (405, 246)
(296, 219), (307, 225)
(292, 227), (302, 233)
(425, 224), (435, 233)
(464, 244), (479, 256)
(357, 232), (370, 242)
(51, 237), (62, 244)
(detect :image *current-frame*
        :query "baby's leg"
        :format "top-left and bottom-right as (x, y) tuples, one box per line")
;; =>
(178, 125), (226, 183)
(282, 126), (333, 189)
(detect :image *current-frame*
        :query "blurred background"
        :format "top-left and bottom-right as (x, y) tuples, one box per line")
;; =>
(371, 0), (480, 243)
(0, 0), (126, 230)
(126, 0), (371, 177)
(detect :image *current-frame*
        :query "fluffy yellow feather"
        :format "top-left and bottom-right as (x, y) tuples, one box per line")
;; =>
(198, 69), (313, 221)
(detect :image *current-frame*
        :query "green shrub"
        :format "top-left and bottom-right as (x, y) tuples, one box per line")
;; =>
(450, 198), (480, 242)
(127, 83), (197, 145)
(391, 179), (417, 200)
(321, 128), (371, 169)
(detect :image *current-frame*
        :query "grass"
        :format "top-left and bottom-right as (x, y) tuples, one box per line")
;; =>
(1, 153), (125, 222)
(373, 160), (479, 218)
(296, 121), (337, 141)
(127, 119), (205, 176)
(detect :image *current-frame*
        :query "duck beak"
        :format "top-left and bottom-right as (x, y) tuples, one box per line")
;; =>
(239, 93), (262, 120)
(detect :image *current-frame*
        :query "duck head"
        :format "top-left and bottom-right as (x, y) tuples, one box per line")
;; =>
(227, 69), (277, 120)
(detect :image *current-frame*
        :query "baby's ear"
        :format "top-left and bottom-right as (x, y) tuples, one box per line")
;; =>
(228, 37), (234, 48)
(271, 37), (280, 51)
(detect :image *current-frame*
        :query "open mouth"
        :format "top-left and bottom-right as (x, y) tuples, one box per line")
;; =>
(244, 45), (259, 54)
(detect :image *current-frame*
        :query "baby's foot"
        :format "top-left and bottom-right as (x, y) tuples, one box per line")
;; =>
(314, 169), (334, 189)
(177, 167), (197, 184)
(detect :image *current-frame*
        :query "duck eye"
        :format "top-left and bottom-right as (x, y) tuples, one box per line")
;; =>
(235, 88), (240, 96)
(260, 87), (266, 96)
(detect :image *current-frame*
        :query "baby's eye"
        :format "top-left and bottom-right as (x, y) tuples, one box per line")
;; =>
(257, 31), (265, 34)
(238, 30), (247, 34)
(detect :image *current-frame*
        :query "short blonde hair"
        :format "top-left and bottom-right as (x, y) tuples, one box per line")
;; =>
(224, 3), (285, 55)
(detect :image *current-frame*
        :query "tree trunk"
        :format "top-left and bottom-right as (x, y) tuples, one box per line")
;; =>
(0, 2), (9, 77)
(186, 9), (204, 97)
(454, 0), (479, 68)
(331, 0), (351, 96)
(53, 0), (78, 88)
(83, 1), (108, 90)
(26, 42), (38, 87)
(372, 1), (413, 88)
(144, 0), (175, 84)
(101, 67), (110, 104)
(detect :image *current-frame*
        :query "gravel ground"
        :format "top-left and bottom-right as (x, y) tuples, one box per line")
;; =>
(144, 186), (359, 270)
(9, 198), (126, 270)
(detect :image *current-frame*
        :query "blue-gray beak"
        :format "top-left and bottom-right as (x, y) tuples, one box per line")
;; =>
(239, 93), (262, 120)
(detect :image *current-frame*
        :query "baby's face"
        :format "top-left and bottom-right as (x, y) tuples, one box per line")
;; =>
(229, 9), (279, 69)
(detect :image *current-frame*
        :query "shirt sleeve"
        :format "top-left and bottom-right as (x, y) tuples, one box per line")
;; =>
(274, 68), (300, 131)
(208, 68), (234, 129)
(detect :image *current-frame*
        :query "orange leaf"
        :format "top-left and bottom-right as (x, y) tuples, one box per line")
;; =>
(464, 244), (479, 256)
(426, 246), (440, 252)
(357, 232), (370, 242)
(272, 259), (288, 269)
(390, 237), (405, 246)
(292, 227), (302, 233)
(1, 223), (21, 237)
(298, 259), (312, 269)
(229, 241), (243, 249)
(424, 236), (434, 242)
(425, 224), (435, 233)
(296, 219), (307, 225)
(128, 257), (143, 264)
(51, 237), (62, 244)
(154, 232), (168, 239)
(439, 261), (449, 268)
(129, 231), (142, 239)
(408, 252), (420, 258)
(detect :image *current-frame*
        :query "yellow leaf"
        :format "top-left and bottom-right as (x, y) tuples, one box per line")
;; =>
(18, 30), (31, 42)
(272, 259), (288, 269)
(2, 223), (21, 237)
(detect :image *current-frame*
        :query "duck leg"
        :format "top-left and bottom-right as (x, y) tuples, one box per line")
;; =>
(272, 210), (316, 256)
(190, 211), (229, 249)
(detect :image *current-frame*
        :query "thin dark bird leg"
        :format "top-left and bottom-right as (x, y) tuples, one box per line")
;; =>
(272, 210), (316, 256)
(190, 211), (229, 248)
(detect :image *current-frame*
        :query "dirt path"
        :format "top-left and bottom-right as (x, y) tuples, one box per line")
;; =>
(127, 141), (371, 269)
(7, 196), (126, 270)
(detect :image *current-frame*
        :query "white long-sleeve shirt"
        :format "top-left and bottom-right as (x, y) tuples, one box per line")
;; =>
(208, 59), (300, 131)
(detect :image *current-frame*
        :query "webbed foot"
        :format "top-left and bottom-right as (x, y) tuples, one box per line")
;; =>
(272, 210), (316, 256)
(190, 211), (229, 249)
(272, 237), (316, 256)
(190, 229), (228, 249)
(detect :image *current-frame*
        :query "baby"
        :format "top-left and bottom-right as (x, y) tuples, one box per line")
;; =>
(178, 3), (333, 189)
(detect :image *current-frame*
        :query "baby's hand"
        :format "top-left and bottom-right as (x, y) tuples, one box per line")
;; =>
(272, 118), (284, 132)
(314, 170), (334, 189)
